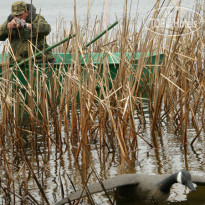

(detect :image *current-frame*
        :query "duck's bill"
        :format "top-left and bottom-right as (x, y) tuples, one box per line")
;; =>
(185, 181), (196, 191)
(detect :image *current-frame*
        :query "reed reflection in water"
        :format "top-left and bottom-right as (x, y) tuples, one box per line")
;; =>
(15, 102), (204, 204)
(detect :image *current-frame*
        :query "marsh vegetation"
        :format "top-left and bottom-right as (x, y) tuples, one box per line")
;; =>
(0, 0), (204, 204)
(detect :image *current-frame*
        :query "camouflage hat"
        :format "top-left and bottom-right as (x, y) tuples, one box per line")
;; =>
(12, 1), (27, 16)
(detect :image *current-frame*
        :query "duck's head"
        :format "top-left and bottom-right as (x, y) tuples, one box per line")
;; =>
(176, 170), (196, 191)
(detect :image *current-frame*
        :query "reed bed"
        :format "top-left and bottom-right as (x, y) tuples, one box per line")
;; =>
(0, 0), (204, 204)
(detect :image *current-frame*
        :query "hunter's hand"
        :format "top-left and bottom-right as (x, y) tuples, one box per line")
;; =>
(20, 19), (26, 24)
(17, 19), (31, 30)
(7, 18), (20, 29)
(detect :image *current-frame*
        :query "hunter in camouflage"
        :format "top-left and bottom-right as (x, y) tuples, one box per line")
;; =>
(0, 1), (54, 63)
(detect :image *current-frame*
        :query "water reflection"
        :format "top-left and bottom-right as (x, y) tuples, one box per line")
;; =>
(0, 102), (204, 204)
(47, 105), (204, 204)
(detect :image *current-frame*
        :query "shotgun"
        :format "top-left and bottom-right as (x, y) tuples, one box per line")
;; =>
(16, 17), (29, 29)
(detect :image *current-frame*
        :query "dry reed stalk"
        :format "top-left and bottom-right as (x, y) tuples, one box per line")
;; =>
(0, 138), (12, 180)
(23, 163), (28, 204)
(63, 69), (73, 139)
(49, 65), (62, 146)
(15, 131), (50, 204)
(190, 106), (200, 133)
(99, 78), (128, 157)
(1, 1), (205, 203)
(28, 45), (35, 132)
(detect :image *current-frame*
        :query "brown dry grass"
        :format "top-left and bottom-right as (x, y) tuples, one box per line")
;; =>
(0, 0), (204, 204)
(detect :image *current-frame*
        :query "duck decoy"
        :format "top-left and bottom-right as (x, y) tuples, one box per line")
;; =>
(54, 170), (200, 205)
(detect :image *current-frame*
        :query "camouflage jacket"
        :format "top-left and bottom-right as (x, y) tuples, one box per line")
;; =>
(0, 14), (54, 63)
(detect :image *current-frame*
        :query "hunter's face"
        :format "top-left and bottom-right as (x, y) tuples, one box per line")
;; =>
(14, 11), (28, 20)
